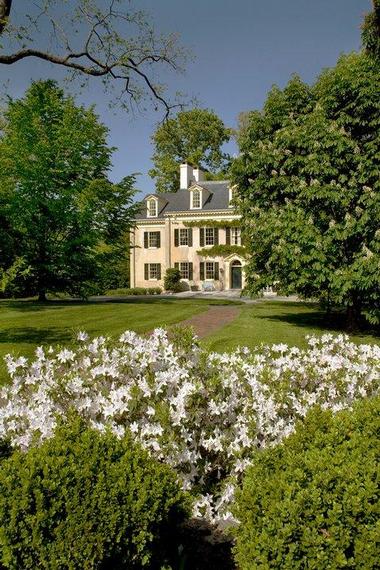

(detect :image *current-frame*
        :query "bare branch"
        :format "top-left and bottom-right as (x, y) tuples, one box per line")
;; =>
(0, 1), (188, 116)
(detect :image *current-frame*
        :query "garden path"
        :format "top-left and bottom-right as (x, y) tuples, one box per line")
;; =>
(178, 305), (240, 338)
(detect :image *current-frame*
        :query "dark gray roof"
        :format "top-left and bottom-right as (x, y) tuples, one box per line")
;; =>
(136, 181), (231, 220)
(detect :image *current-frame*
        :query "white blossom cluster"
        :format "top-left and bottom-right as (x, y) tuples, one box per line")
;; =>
(1, 329), (379, 527)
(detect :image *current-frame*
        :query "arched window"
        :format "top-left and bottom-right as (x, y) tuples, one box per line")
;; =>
(147, 198), (158, 217)
(191, 188), (201, 209)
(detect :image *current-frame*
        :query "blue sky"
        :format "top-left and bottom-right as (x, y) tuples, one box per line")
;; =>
(2, 0), (371, 195)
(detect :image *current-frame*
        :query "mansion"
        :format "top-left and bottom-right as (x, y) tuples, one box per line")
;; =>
(130, 164), (246, 291)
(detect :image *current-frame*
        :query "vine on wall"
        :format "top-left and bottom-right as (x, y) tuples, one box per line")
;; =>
(197, 245), (247, 258)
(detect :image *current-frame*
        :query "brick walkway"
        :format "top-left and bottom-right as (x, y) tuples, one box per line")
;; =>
(179, 305), (240, 338)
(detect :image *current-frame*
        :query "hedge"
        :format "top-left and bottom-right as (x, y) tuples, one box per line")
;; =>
(0, 418), (190, 569)
(234, 396), (380, 569)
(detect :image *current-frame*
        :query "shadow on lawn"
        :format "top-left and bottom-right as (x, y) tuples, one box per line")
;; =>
(0, 327), (72, 346)
(258, 308), (380, 340)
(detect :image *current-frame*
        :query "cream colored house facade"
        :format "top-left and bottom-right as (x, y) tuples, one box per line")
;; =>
(130, 164), (246, 291)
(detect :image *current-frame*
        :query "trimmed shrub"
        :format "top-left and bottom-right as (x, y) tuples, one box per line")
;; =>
(164, 268), (181, 292)
(234, 397), (380, 569)
(0, 418), (190, 569)
(105, 287), (162, 296)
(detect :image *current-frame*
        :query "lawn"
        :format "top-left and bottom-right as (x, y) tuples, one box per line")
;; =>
(205, 300), (380, 352)
(0, 297), (237, 382)
(1, 297), (379, 383)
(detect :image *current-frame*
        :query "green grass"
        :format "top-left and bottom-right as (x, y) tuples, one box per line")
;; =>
(204, 301), (380, 352)
(1, 298), (378, 383)
(0, 297), (238, 382)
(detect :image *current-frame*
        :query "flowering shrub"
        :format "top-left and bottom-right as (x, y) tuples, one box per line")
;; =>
(0, 329), (379, 527)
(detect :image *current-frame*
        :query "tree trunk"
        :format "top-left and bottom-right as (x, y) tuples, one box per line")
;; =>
(346, 295), (362, 332)
(38, 290), (47, 302)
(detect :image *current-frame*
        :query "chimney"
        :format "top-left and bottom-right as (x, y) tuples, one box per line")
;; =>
(180, 163), (193, 189)
(193, 166), (205, 183)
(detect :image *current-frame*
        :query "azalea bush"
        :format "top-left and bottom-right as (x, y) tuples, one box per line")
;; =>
(234, 396), (380, 569)
(0, 329), (379, 527)
(0, 418), (189, 569)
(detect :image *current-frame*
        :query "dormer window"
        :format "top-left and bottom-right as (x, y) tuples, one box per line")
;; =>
(147, 198), (158, 217)
(191, 188), (201, 209)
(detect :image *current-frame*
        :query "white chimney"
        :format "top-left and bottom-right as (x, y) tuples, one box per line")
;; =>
(180, 163), (193, 189)
(193, 166), (205, 183)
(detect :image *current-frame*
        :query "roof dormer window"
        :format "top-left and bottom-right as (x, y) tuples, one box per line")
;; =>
(147, 198), (158, 217)
(191, 188), (201, 209)
(229, 186), (236, 207)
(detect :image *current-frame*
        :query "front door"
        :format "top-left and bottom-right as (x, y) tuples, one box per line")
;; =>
(231, 266), (242, 289)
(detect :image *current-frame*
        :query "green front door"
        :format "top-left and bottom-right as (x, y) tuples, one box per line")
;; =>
(231, 266), (242, 289)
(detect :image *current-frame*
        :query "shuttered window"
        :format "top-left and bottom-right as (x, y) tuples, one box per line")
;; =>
(175, 262), (193, 280)
(144, 263), (161, 280)
(144, 231), (161, 248)
(201, 261), (220, 280)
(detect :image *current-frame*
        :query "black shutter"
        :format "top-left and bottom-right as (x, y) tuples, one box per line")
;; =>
(144, 232), (149, 248)
(174, 262), (179, 270)
(157, 264), (161, 280)
(226, 227), (231, 245)
(214, 228), (219, 245)
(214, 262), (219, 280)
(188, 228), (193, 247)
(200, 228), (205, 247)
(157, 232), (161, 248)
(174, 229), (179, 247)
(144, 264), (149, 280)
(189, 262), (193, 280)
(200, 262), (205, 280)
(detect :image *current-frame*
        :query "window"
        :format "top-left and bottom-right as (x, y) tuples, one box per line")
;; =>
(144, 231), (160, 248)
(200, 227), (218, 247)
(229, 186), (237, 206)
(174, 262), (193, 280)
(191, 189), (201, 209)
(148, 232), (160, 248)
(174, 228), (193, 247)
(179, 229), (189, 246)
(205, 262), (215, 279)
(205, 228), (215, 245)
(144, 263), (161, 280)
(200, 261), (219, 281)
(231, 227), (241, 245)
(147, 198), (158, 217)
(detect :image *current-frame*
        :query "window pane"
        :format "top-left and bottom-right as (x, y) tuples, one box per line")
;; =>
(205, 262), (214, 279)
(205, 228), (214, 245)
(149, 263), (159, 279)
(148, 200), (157, 216)
(148, 232), (159, 247)
(192, 190), (200, 208)
(179, 262), (189, 279)
(179, 229), (189, 246)
(231, 228), (241, 245)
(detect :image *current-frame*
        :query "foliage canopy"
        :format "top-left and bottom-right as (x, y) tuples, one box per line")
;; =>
(0, 80), (137, 299)
(149, 108), (231, 192)
(232, 55), (380, 328)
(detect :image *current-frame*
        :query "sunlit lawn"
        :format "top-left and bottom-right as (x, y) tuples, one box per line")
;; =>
(1, 298), (379, 383)
(0, 297), (237, 383)
(205, 301), (380, 352)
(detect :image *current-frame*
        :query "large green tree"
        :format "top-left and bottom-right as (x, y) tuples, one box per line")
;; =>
(0, 80), (136, 300)
(149, 108), (231, 193)
(232, 54), (380, 329)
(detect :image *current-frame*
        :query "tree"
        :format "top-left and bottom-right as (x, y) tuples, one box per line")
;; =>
(149, 108), (231, 192)
(232, 56), (380, 329)
(362, 0), (380, 61)
(0, 80), (137, 301)
(0, 0), (186, 116)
